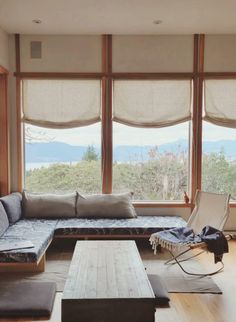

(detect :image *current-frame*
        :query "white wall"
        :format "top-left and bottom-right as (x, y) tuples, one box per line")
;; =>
(135, 207), (191, 221)
(20, 35), (102, 72)
(225, 209), (236, 231)
(205, 35), (236, 71)
(19, 35), (193, 73)
(0, 26), (9, 69)
(113, 35), (193, 72)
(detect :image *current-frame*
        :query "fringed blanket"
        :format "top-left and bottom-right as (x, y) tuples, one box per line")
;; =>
(150, 227), (200, 254)
(150, 225), (228, 263)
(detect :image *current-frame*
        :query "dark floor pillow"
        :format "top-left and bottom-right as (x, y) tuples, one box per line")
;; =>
(148, 274), (170, 306)
(0, 282), (56, 317)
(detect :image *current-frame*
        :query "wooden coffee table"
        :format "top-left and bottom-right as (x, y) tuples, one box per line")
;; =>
(62, 240), (155, 322)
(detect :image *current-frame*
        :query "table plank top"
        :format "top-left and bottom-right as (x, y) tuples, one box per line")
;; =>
(62, 240), (155, 300)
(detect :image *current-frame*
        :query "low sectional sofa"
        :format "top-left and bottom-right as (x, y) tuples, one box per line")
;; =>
(0, 192), (186, 272)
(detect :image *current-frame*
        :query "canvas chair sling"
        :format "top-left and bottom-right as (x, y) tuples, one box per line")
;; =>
(150, 190), (231, 276)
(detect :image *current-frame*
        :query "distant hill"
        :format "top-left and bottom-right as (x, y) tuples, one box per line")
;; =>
(25, 142), (88, 163)
(25, 139), (236, 163)
(202, 140), (236, 157)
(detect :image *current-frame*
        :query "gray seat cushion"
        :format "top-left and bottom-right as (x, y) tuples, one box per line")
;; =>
(0, 202), (9, 237)
(0, 219), (58, 263)
(0, 282), (56, 317)
(55, 216), (186, 236)
(0, 192), (22, 224)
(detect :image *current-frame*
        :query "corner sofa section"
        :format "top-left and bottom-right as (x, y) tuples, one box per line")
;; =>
(0, 219), (57, 264)
(0, 192), (186, 272)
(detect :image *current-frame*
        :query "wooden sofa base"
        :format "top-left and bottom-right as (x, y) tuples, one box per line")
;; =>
(55, 234), (151, 239)
(0, 235), (151, 273)
(0, 254), (46, 273)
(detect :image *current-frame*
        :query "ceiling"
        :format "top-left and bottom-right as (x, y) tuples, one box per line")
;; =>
(0, 0), (236, 35)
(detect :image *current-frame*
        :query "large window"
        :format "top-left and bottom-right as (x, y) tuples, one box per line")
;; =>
(22, 79), (102, 194)
(22, 78), (192, 200)
(14, 36), (236, 204)
(112, 79), (192, 201)
(202, 80), (236, 200)
(24, 123), (102, 193)
(202, 122), (236, 199)
(113, 122), (190, 200)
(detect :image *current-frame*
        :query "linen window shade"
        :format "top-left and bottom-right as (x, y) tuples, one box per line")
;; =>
(22, 79), (101, 128)
(204, 80), (236, 128)
(113, 80), (192, 127)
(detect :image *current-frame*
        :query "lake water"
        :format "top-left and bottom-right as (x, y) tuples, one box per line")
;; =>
(25, 161), (79, 170)
(26, 160), (129, 170)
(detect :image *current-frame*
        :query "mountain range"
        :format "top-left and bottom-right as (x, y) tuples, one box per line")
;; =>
(25, 139), (236, 163)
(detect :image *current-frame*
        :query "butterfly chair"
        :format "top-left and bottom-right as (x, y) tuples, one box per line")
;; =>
(150, 190), (231, 276)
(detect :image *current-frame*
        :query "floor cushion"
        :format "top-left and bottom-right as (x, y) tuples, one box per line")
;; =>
(148, 274), (170, 306)
(0, 282), (56, 317)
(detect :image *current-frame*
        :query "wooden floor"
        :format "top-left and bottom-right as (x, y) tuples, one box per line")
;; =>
(1, 240), (236, 322)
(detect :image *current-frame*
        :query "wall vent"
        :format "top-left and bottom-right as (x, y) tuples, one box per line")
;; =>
(30, 41), (42, 59)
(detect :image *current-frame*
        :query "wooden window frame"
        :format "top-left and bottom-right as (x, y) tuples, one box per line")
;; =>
(201, 73), (236, 208)
(0, 65), (9, 196)
(14, 34), (236, 207)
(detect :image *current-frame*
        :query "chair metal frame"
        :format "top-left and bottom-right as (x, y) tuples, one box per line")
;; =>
(164, 238), (232, 276)
(151, 190), (231, 276)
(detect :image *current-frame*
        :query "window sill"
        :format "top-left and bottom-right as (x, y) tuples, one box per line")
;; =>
(133, 202), (236, 208)
(133, 202), (193, 208)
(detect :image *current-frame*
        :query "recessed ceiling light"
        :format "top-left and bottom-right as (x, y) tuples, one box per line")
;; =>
(153, 20), (163, 25)
(32, 19), (42, 24)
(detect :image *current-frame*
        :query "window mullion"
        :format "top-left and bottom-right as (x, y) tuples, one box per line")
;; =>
(102, 77), (113, 193)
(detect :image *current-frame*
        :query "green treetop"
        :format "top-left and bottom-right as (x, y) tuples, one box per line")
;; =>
(82, 145), (99, 161)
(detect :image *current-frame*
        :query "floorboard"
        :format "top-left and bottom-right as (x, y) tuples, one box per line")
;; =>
(0, 239), (236, 322)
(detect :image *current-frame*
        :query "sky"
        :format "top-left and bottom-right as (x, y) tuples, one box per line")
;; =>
(26, 121), (236, 147)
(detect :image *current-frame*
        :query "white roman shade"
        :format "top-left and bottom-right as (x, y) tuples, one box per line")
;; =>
(204, 80), (236, 128)
(113, 80), (192, 127)
(22, 79), (101, 128)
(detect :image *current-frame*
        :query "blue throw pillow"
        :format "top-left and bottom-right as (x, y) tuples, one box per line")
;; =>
(0, 202), (9, 237)
(0, 192), (22, 224)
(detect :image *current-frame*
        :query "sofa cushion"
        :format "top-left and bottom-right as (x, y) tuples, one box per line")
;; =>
(0, 202), (9, 237)
(0, 192), (22, 224)
(23, 191), (77, 218)
(55, 216), (187, 236)
(76, 192), (137, 219)
(0, 219), (57, 263)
